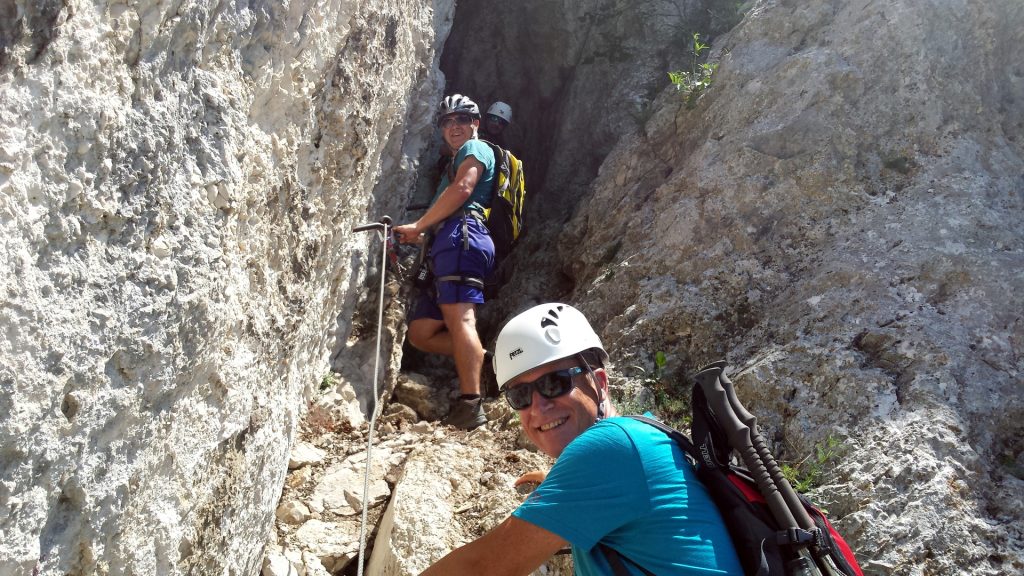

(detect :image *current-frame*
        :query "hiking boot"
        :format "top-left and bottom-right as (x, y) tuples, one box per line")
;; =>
(441, 397), (487, 430)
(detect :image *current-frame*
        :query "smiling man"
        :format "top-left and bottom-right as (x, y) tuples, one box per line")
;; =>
(395, 94), (496, 430)
(420, 303), (743, 575)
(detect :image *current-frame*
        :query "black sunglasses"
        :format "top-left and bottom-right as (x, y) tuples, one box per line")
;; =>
(439, 113), (474, 129)
(486, 114), (509, 126)
(503, 367), (585, 410)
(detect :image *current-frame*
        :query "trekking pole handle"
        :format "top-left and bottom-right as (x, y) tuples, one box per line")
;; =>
(710, 366), (841, 576)
(719, 370), (818, 532)
(694, 366), (802, 531)
(353, 215), (393, 233)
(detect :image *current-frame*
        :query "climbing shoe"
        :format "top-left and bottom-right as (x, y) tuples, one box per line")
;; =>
(441, 397), (487, 430)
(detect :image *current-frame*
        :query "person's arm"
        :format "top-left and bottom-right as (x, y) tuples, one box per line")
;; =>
(395, 156), (483, 243)
(419, 516), (567, 576)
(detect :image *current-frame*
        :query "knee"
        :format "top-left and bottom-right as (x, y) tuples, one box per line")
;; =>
(407, 329), (426, 351)
(406, 322), (435, 351)
(442, 305), (477, 334)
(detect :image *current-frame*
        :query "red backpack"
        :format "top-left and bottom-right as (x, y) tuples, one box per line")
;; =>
(601, 362), (863, 576)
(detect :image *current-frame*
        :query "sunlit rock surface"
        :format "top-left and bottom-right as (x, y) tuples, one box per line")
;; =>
(0, 1), (452, 574)
(2, 0), (1022, 575)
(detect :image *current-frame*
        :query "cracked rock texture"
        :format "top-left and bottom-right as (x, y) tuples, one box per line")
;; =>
(0, 0), (452, 574)
(557, 1), (1024, 574)
(2, 0), (1023, 575)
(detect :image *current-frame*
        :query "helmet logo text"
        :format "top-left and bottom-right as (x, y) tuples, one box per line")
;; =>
(509, 348), (523, 360)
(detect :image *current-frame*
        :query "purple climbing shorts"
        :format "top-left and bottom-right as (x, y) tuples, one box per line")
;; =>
(409, 213), (495, 322)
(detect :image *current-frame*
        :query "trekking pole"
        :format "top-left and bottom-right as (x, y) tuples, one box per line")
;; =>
(714, 366), (848, 576)
(694, 363), (823, 576)
(351, 216), (392, 576)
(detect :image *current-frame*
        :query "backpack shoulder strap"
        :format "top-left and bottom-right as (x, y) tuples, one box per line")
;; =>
(478, 138), (505, 166)
(599, 544), (657, 576)
(623, 415), (700, 463)
(477, 139), (508, 207)
(593, 416), (701, 576)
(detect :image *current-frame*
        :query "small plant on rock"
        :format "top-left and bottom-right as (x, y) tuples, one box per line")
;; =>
(781, 434), (845, 492)
(668, 32), (719, 107)
(630, 351), (691, 429)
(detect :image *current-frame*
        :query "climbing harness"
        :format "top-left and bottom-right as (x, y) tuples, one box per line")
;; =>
(350, 215), (392, 576)
(433, 211), (487, 289)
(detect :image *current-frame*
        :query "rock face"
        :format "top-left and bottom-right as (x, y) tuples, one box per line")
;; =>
(557, 1), (1023, 574)
(440, 0), (1024, 574)
(264, 406), (568, 576)
(0, 1), (452, 574)
(3, 0), (1023, 575)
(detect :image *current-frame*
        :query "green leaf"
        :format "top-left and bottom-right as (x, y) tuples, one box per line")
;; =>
(655, 351), (667, 369)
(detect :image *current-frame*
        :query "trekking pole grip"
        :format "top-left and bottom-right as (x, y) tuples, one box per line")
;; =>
(694, 366), (802, 531)
(719, 370), (818, 532)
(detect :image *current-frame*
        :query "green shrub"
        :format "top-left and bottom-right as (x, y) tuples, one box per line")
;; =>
(781, 434), (845, 492)
(668, 33), (719, 107)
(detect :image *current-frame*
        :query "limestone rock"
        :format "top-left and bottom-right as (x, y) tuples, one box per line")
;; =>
(307, 381), (367, 432)
(0, 0), (454, 573)
(276, 501), (312, 526)
(293, 519), (361, 574)
(262, 552), (301, 576)
(365, 441), (565, 575)
(289, 442), (327, 470)
(383, 402), (420, 427)
(308, 456), (393, 516)
(393, 372), (451, 421)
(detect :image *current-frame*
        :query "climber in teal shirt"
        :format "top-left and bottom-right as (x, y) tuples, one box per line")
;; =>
(420, 304), (742, 575)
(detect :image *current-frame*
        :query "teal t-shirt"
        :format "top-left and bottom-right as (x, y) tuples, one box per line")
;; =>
(432, 139), (495, 213)
(512, 417), (743, 576)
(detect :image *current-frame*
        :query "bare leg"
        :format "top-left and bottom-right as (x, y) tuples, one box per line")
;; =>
(439, 302), (483, 396)
(407, 317), (453, 356)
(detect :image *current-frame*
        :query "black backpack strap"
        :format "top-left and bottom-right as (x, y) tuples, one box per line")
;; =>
(599, 544), (657, 576)
(593, 416), (699, 576)
(623, 415), (701, 463)
(479, 139), (506, 208)
(434, 275), (485, 289)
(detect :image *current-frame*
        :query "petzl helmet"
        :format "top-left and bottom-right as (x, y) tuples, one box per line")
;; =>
(493, 303), (608, 389)
(486, 101), (512, 123)
(438, 94), (480, 122)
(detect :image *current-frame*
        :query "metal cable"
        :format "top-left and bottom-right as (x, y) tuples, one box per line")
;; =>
(356, 222), (390, 576)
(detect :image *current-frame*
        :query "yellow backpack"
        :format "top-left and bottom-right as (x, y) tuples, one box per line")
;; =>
(481, 140), (525, 262)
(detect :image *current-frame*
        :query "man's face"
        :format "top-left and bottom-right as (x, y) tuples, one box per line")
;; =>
(439, 113), (478, 151)
(484, 114), (508, 135)
(510, 357), (606, 458)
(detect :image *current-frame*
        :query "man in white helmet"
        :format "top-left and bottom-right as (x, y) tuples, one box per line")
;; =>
(481, 101), (512, 147)
(421, 303), (742, 575)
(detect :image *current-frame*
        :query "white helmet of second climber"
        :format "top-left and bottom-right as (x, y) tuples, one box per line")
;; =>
(486, 101), (513, 124)
(493, 303), (608, 389)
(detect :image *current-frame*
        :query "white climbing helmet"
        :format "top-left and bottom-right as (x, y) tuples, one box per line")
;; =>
(493, 303), (608, 389)
(486, 101), (513, 124)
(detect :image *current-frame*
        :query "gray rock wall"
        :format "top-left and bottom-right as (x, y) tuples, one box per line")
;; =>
(561, 0), (1024, 573)
(0, 1), (452, 574)
(2, 0), (1022, 574)
(433, 0), (1023, 573)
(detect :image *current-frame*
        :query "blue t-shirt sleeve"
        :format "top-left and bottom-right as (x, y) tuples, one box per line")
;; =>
(512, 421), (650, 551)
(431, 139), (495, 210)
(454, 139), (494, 174)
